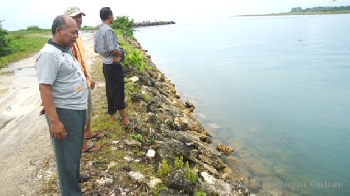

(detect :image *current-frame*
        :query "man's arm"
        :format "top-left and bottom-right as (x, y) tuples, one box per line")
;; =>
(111, 49), (123, 62)
(110, 49), (123, 57)
(105, 29), (125, 61)
(39, 84), (66, 139)
(90, 80), (96, 90)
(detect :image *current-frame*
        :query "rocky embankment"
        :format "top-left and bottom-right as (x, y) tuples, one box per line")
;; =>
(77, 38), (251, 195)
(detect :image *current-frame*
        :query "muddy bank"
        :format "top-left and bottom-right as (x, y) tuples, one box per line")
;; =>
(0, 53), (52, 195)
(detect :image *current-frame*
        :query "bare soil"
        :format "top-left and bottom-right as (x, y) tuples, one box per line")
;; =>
(0, 32), (99, 195)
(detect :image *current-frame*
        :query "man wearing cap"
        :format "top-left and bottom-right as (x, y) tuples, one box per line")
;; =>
(65, 6), (104, 153)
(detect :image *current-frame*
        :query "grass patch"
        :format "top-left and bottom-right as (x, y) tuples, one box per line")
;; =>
(0, 31), (49, 68)
(43, 173), (59, 194)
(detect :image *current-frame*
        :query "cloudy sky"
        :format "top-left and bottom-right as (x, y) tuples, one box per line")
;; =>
(0, 0), (349, 30)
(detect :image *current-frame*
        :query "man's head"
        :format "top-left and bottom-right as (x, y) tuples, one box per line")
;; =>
(51, 15), (78, 47)
(100, 7), (114, 23)
(64, 6), (85, 29)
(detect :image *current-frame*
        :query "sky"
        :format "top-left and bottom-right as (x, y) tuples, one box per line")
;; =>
(0, 0), (349, 30)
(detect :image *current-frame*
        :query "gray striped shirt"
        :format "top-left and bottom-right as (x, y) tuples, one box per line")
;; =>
(94, 24), (120, 64)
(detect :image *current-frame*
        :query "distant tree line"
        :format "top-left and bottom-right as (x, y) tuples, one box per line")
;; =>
(0, 16), (136, 65)
(291, 6), (350, 12)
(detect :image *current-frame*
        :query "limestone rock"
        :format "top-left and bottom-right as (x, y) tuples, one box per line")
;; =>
(128, 171), (145, 183)
(147, 177), (162, 189)
(165, 170), (194, 194)
(217, 143), (235, 156)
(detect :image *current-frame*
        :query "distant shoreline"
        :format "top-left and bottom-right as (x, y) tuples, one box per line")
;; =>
(237, 11), (350, 17)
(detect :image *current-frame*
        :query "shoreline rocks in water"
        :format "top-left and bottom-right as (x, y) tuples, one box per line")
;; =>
(133, 21), (176, 27)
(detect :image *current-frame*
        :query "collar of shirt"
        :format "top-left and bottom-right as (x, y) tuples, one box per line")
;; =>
(48, 39), (71, 53)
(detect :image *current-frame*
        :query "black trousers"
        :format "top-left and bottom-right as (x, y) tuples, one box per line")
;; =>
(103, 62), (126, 115)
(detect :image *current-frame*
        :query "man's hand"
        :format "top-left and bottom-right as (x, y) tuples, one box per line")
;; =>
(91, 80), (96, 90)
(50, 121), (67, 140)
(112, 56), (122, 62)
(39, 108), (45, 116)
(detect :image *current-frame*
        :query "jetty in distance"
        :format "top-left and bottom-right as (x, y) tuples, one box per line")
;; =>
(133, 21), (175, 27)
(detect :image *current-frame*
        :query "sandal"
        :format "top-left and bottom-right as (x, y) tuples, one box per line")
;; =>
(82, 145), (101, 153)
(84, 132), (104, 140)
(123, 122), (137, 131)
(79, 174), (90, 183)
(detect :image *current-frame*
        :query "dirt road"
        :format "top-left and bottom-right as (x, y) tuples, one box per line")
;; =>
(0, 32), (98, 195)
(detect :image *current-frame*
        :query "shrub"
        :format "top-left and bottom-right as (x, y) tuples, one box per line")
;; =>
(124, 50), (148, 71)
(0, 28), (11, 57)
(112, 16), (134, 38)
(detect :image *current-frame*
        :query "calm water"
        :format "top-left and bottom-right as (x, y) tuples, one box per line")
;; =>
(134, 14), (350, 196)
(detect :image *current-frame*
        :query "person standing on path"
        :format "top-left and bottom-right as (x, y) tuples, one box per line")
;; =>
(35, 15), (87, 196)
(64, 6), (103, 153)
(94, 7), (135, 129)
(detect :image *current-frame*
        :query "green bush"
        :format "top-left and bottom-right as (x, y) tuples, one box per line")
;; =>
(0, 28), (11, 57)
(124, 50), (148, 71)
(112, 16), (134, 38)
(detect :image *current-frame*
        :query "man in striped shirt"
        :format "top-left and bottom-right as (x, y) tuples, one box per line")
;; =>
(94, 7), (135, 129)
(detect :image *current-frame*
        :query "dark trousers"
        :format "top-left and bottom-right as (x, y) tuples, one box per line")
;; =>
(46, 108), (86, 196)
(103, 62), (126, 115)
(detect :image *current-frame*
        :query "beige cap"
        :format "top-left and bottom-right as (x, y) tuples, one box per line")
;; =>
(64, 6), (86, 17)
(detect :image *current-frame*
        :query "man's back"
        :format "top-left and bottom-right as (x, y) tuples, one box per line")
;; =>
(94, 24), (120, 64)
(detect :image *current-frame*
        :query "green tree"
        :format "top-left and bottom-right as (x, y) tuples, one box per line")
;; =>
(112, 16), (134, 38)
(26, 25), (41, 31)
(0, 21), (12, 57)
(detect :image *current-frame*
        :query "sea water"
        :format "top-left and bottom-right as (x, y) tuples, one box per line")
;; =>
(134, 14), (350, 195)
